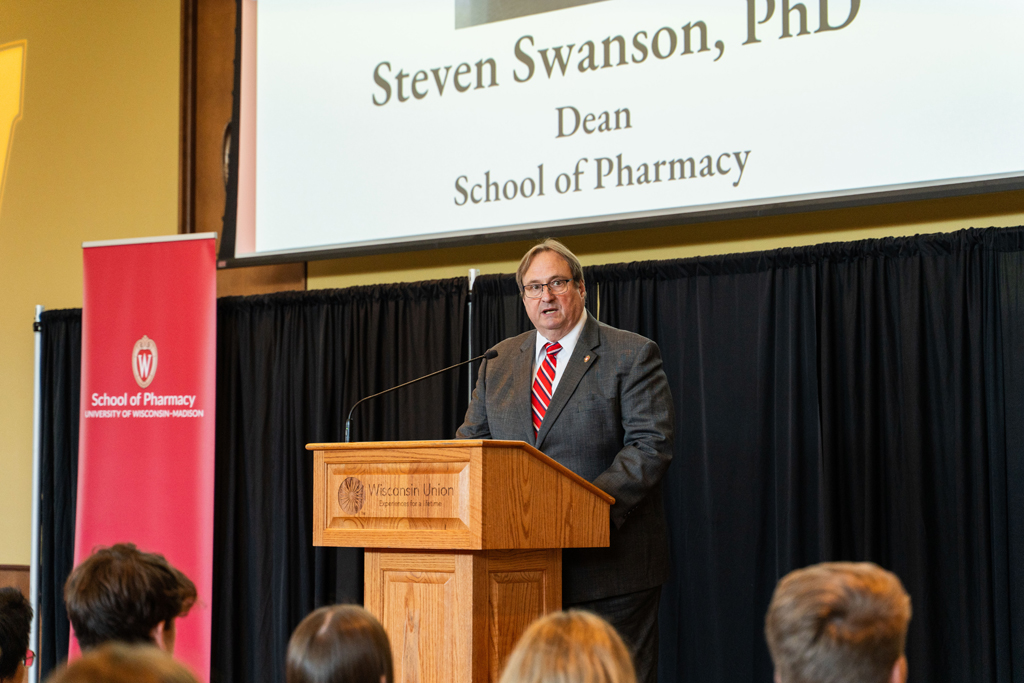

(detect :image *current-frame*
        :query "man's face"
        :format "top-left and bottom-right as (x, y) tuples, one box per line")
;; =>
(522, 250), (586, 342)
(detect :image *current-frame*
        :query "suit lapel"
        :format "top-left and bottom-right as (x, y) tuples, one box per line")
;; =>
(536, 313), (601, 450)
(516, 332), (537, 446)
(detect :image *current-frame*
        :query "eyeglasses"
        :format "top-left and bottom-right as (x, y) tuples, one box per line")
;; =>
(23, 650), (34, 667)
(523, 279), (573, 298)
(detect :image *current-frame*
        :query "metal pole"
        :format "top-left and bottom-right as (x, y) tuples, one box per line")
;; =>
(30, 305), (44, 683)
(467, 269), (479, 402)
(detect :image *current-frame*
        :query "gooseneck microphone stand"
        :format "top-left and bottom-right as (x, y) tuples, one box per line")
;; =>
(344, 349), (498, 442)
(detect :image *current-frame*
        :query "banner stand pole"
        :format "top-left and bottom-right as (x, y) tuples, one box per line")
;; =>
(29, 304), (44, 683)
(467, 269), (479, 403)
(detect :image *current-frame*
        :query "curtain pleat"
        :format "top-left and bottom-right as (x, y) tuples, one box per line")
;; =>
(470, 273), (532, 354)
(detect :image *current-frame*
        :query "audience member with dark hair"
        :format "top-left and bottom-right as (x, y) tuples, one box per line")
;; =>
(0, 587), (34, 683)
(499, 610), (637, 683)
(765, 562), (912, 683)
(286, 605), (393, 683)
(45, 642), (199, 683)
(64, 543), (197, 652)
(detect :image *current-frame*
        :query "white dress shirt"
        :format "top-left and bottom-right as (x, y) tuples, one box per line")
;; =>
(533, 310), (588, 397)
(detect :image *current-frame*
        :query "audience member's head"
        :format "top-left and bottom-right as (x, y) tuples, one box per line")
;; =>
(286, 605), (393, 683)
(765, 562), (912, 683)
(498, 610), (637, 683)
(0, 587), (33, 683)
(45, 642), (199, 683)
(64, 543), (197, 652)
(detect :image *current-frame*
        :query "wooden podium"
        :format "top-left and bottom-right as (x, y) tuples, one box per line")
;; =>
(308, 440), (614, 683)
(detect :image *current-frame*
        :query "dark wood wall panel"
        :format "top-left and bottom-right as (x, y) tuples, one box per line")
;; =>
(182, 0), (306, 296)
(0, 565), (30, 597)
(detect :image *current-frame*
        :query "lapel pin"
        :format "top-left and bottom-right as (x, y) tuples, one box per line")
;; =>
(584, 355), (591, 363)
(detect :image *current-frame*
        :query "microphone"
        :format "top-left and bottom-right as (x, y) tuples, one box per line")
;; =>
(344, 349), (498, 442)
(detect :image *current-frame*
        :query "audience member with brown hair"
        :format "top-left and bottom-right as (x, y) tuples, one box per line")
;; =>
(286, 605), (393, 683)
(0, 587), (34, 683)
(765, 562), (912, 683)
(64, 543), (197, 652)
(499, 610), (637, 683)
(45, 642), (199, 683)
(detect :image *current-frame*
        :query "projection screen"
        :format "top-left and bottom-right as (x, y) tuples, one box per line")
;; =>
(222, 0), (1024, 264)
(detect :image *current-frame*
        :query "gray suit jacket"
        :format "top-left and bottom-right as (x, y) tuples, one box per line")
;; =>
(456, 311), (674, 602)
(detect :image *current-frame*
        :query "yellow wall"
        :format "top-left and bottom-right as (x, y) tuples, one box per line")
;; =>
(0, 1), (181, 564)
(308, 190), (1024, 288)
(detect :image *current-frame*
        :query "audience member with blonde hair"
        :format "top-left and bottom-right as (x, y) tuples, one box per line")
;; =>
(499, 610), (637, 683)
(765, 562), (912, 683)
(286, 605), (393, 683)
(45, 643), (199, 683)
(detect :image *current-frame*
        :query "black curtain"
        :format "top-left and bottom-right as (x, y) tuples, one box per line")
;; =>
(470, 273), (532, 357)
(588, 227), (1024, 683)
(36, 227), (1024, 683)
(37, 309), (81, 681)
(211, 279), (468, 683)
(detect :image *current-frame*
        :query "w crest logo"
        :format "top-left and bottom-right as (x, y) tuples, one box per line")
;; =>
(132, 335), (158, 388)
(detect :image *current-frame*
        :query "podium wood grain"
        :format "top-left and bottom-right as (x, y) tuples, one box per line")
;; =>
(364, 549), (560, 683)
(310, 440), (611, 683)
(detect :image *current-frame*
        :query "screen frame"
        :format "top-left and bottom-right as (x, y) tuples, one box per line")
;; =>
(216, 0), (1024, 269)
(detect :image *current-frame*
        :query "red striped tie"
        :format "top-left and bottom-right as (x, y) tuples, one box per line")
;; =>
(531, 342), (563, 436)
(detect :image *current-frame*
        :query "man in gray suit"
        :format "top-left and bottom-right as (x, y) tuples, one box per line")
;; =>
(457, 239), (674, 683)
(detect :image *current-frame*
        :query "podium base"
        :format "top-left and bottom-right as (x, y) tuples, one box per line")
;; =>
(365, 548), (562, 683)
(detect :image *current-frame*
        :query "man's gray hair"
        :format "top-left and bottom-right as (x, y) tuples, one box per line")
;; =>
(515, 239), (585, 295)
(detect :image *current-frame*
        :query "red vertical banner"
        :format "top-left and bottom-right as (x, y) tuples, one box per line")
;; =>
(76, 235), (216, 680)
